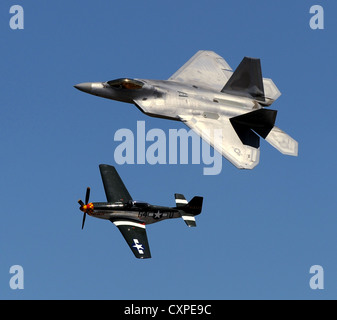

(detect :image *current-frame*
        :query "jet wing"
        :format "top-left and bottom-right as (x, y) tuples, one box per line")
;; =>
(111, 220), (151, 259)
(168, 50), (233, 91)
(179, 114), (260, 169)
(99, 164), (133, 203)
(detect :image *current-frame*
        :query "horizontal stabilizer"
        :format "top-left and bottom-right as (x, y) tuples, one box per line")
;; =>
(222, 57), (265, 102)
(181, 215), (196, 227)
(265, 126), (298, 156)
(263, 78), (281, 104)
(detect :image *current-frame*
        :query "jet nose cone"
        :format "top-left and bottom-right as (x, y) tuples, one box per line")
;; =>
(74, 82), (92, 93)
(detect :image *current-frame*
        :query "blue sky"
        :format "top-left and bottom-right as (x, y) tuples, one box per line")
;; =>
(0, 0), (336, 299)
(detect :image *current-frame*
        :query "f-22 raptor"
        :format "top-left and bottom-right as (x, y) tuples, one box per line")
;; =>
(75, 50), (298, 169)
(78, 164), (203, 259)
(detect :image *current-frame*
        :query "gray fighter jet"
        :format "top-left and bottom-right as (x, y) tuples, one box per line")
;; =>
(75, 51), (298, 169)
(78, 164), (203, 259)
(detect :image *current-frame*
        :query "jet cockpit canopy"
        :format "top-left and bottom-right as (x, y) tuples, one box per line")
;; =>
(107, 78), (144, 90)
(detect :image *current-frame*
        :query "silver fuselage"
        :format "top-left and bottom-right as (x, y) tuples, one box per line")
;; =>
(79, 79), (260, 121)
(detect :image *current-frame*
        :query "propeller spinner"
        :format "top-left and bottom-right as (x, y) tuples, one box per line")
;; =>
(78, 187), (94, 229)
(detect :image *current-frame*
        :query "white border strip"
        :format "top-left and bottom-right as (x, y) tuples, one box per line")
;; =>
(175, 199), (188, 204)
(113, 221), (146, 229)
(182, 216), (195, 221)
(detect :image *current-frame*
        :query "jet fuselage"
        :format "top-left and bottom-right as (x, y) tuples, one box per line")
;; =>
(75, 79), (258, 122)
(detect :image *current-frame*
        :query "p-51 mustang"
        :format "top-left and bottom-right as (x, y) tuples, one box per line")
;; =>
(78, 164), (203, 259)
(75, 50), (298, 169)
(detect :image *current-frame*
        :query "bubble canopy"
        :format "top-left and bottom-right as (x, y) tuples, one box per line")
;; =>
(107, 78), (144, 90)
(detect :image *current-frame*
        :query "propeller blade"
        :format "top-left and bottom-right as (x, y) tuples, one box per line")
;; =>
(82, 212), (86, 230)
(78, 199), (84, 207)
(85, 187), (90, 204)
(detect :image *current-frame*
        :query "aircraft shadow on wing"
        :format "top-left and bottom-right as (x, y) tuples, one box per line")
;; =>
(75, 50), (298, 169)
(78, 164), (203, 259)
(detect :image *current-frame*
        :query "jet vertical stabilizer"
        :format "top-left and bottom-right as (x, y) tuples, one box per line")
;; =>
(230, 109), (298, 156)
(222, 57), (281, 106)
(221, 57), (265, 102)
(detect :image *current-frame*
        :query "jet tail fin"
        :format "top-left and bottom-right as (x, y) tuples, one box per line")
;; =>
(221, 57), (265, 102)
(230, 109), (277, 141)
(230, 109), (298, 156)
(177, 196), (203, 227)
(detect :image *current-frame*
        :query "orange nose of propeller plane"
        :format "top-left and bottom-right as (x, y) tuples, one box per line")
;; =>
(79, 202), (94, 213)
